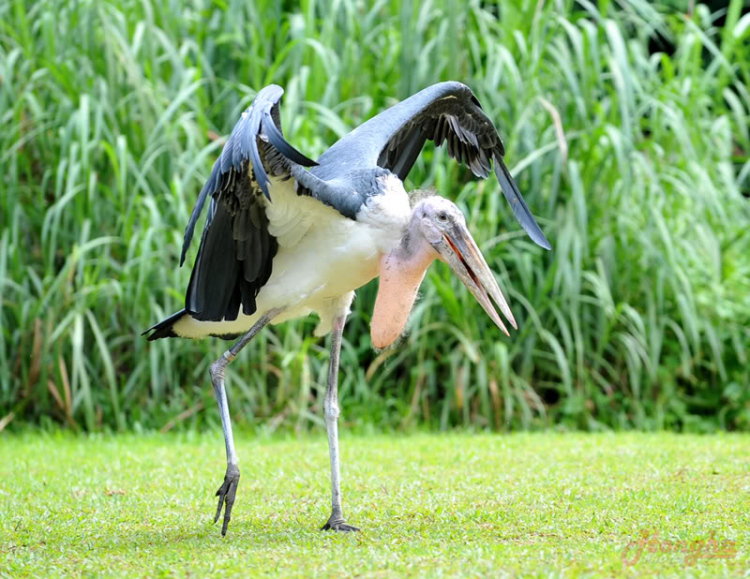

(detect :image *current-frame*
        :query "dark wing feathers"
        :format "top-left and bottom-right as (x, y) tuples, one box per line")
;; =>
(186, 202), (240, 320)
(180, 85), (314, 322)
(180, 85), (316, 267)
(383, 94), (551, 250)
(316, 81), (550, 250)
(180, 84), (381, 323)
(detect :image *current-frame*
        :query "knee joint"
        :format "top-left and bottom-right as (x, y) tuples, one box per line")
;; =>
(210, 352), (236, 383)
(209, 360), (225, 383)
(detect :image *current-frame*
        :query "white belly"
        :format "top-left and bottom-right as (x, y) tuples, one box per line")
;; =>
(173, 176), (411, 338)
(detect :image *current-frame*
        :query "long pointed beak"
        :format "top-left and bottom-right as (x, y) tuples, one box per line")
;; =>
(432, 222), (517, 336)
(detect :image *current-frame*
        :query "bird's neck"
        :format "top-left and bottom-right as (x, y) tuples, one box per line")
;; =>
(370, 221), (437, 349)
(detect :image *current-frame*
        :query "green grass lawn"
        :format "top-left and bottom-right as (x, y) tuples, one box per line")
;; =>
(1, 432), (747, 578)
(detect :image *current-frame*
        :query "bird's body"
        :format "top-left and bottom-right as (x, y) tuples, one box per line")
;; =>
(168, 174), (411, 339)
(144, 81), (550, 535)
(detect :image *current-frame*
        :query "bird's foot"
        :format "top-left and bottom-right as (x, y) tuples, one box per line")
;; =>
(321, 515), (360, 532)
(214, 463), (240, 536)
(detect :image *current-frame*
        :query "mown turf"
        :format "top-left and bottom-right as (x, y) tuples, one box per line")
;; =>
(0, 432), (747, 577)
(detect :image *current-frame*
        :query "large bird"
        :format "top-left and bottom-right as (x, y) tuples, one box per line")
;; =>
(144, 81), (550, 535)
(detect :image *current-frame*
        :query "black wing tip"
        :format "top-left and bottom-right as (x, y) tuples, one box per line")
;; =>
(493, 155), (552, 250)
(142, 310), (185, 341)
(143, 329), (177, 341)
(180, 235), (193, 265)
(179, 229), (193, 267)
(181, 223), (198, 266)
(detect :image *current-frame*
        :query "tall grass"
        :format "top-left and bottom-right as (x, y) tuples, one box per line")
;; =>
(1, 0), (749, 433)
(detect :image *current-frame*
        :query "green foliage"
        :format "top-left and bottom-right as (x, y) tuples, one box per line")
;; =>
(1, 0), (749, 432)
(1, 432), (748, 577)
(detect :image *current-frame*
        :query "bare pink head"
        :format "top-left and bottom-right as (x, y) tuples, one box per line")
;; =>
(371, 194), (516, 349)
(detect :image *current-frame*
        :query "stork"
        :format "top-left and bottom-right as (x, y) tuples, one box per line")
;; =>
(144, 81), (550, 535)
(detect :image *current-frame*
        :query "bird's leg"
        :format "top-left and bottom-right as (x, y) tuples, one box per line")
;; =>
(321, 313), (359, 532)
(209, 308), (283, 536)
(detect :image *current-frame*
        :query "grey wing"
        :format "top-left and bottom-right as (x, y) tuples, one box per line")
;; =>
(181, 84), (317, 322)
(313, 81), (550, 250)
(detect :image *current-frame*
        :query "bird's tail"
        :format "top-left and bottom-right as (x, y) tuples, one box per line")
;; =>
(142, 309), (186, 341)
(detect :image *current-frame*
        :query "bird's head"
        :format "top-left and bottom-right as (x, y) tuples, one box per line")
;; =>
(371, 193), (516, 349)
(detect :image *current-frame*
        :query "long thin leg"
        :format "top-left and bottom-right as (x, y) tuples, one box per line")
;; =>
(321, 313), (359, 532)
(209, 308), (283, 536)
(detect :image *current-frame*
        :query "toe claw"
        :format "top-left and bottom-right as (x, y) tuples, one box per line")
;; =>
(214, 491), (225, 524)
(213, 465), (240, 535)
(322, 517), (360, 532)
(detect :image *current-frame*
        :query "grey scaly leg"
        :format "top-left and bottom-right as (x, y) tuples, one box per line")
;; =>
(321, 313), (359, 532)
(209, 308), (283, 536)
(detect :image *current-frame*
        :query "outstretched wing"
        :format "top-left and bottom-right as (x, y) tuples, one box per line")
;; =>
(181, 85), (374, 323)
(180, 85), (317, 267)
(181, 85), (322, 322)
(313, 81), (550, 250)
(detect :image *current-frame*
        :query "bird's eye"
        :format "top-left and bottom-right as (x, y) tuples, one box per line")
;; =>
(437, 212), (448, 224)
